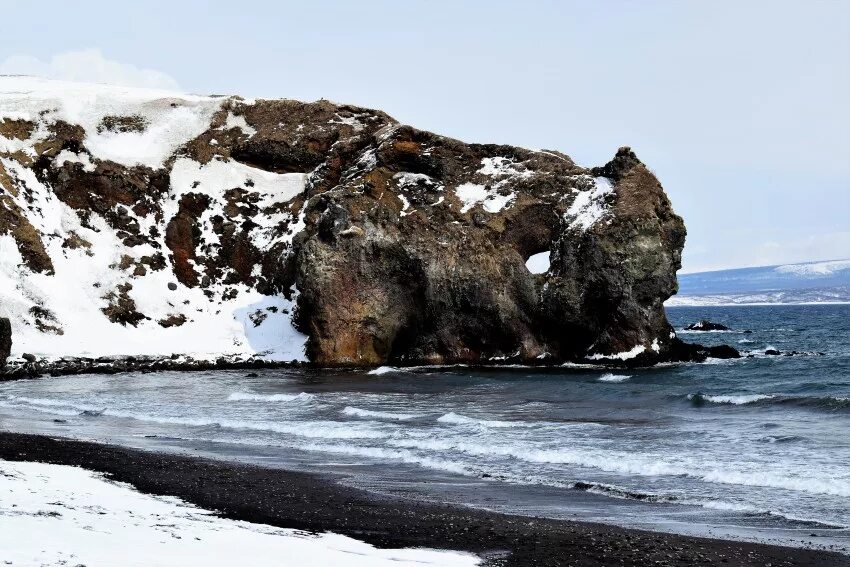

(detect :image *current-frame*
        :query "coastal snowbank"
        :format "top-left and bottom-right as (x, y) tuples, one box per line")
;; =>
(0, 458), (479, 566)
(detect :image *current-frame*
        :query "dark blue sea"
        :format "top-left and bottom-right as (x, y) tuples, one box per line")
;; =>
(1, 305), (847, 552)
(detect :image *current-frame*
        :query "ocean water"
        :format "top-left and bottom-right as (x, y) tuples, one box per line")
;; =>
(0, 305), (848, 552)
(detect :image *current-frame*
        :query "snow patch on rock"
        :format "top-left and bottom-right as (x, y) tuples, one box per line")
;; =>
(53, 149), (96, 172)
(455, 183), (515, 214)
(565, 176), (614, 231)
(0, 76), (223, 169)
(168, 157), (307, 251)
(394, 172), (442, 190)
(0, 154), (307, 361)
(477, 156), (533, 179)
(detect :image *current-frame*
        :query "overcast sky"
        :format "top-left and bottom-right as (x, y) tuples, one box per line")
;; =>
(1, 0), (847, 272)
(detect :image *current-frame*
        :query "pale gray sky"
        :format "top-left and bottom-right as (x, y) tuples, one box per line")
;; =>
(2, 0), (847, 272)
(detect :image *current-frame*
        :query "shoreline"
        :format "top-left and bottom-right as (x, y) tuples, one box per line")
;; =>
(0, 432), (846, 567)
(0, 338), (740, 380)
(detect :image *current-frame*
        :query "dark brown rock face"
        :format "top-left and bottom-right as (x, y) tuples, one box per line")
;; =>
(1, 87), (697, 366)
(292, 140), (685, 365)
(0, 317), (10, 366)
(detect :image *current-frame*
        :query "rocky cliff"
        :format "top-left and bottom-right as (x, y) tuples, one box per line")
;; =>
(0, 77), (709, 367)
(0, 317), (10, 366)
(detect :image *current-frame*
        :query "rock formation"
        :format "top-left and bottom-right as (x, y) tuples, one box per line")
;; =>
(685, 320), (730, 331)
(0, 317), (10, 366)
(0, 77), (728, 367)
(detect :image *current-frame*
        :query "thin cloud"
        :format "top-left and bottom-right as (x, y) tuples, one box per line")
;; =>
(0, 49), (180, 90)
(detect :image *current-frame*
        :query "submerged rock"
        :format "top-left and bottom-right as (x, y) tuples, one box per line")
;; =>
(665, 339), (740, 363)
(0, 77), (712, 367)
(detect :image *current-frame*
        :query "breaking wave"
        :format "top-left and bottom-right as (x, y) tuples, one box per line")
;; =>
(367, 366), (403, 375)
(0, 395), (385, 439)
(342, 406), (418, 421)
(688, 393), (775, 405)
(569, 482), (846, 528)
(227, 392), (315, 403)
(294, 442), (472, 475)
(293, 434), (850, 529)
(598, 373), (631, 383)
(570, 480), (677, 502)
(385, 437), (850, 497)
(437, 412), (525, 428)
(687, 392), (850, 411)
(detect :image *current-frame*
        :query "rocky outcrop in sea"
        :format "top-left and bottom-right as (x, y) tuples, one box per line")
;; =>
(0, 77), (734, 369)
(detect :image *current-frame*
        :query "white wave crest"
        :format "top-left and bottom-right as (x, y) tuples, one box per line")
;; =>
(690, 393), (775, 405)
(341, 406), (418, 421)
(387, 436), (850, 498)
(367, 366), (401, 375)
(295, 442), (471, 476)
(598, 373), (631, 383)
(0, 395), (385, 440)
(0, 400), (81, 417)
(228, 392), (314, 403)
(436, 412), (523, 428)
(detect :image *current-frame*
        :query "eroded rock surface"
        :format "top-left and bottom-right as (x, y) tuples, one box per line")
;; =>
(0, 318), (11, 366)
(0, 77), (706, 366)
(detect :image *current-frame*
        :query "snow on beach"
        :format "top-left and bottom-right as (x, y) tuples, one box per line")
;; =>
(0, 459), (479, 567)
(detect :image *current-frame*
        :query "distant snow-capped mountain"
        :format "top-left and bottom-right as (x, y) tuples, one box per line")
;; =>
(667, 260), (850, 306)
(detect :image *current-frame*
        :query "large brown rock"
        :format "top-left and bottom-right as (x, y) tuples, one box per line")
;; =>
(292, 138), (685, 365)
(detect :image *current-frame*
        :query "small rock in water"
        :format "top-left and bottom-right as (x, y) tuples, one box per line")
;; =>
(80, 409), (105, 417)
(685, 320), (730, 331)
(764, 349), (782, 356)
(22, 353), (37, 362)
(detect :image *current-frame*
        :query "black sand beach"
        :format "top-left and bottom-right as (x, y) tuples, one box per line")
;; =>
(0, 431), (845, 567)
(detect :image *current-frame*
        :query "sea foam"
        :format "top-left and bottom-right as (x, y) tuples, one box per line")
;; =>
(367, 366), (399, 375)
(227, 392), (315, 403)
(437, 412), (523, 428)
(688, 393), (775, 405)
(342, 406), (418, 421)
(598, 373), (631, 383)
